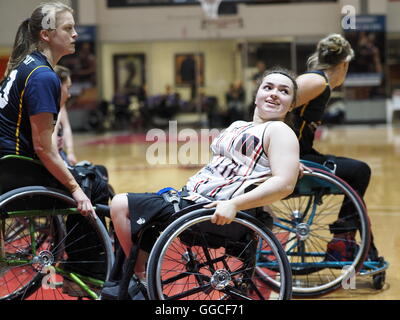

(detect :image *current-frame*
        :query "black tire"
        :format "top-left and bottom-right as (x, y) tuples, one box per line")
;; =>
(0, 186), (114, 300)
(372, 272), (385, 290)
(147, 209), (292, 300)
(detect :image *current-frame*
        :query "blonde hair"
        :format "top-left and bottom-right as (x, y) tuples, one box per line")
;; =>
(307, 34), (354, 71)
(54, 65), (71, 84)
(4, 2), (73, 77)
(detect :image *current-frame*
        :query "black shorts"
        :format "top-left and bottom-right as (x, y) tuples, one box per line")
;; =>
(127, 193), (195, 252)
(126, 193), (274, 253)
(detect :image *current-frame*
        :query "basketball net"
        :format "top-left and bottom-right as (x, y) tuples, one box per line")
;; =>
(198, 0), (222, 20)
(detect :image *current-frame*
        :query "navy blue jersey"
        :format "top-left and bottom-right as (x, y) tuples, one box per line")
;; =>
(291, 70), (331, 156)
(0, 51), (60, 158)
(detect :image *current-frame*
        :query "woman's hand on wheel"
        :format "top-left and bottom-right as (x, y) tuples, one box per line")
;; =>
(298, 162), (313, 179)
(204, 200), (238, 225)
(71, 187), (98, 220)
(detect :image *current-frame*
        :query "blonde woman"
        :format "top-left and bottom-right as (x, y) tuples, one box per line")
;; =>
(292, 34), (380, 262)
(0, 2), (93, 214)
(0, 2), (111, 296)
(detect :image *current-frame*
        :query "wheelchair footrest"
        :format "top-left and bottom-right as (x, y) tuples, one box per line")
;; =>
(100, 278), (147, 300)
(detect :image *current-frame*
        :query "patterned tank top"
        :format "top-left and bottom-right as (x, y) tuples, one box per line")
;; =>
(185, 120), (273, 202)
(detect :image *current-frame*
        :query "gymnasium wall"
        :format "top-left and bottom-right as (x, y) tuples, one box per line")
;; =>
(101, 40), (239, 104)
(86, 0), (342, 105)
(0, 0), (72, 47)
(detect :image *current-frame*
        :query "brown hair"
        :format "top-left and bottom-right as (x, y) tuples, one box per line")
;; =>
(4, 2), (73, 77)
(307, 33), (354, 71)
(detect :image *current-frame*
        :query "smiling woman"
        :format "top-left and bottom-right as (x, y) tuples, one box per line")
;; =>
(254, 71), (298, 123)
(106, 67), (301, 298)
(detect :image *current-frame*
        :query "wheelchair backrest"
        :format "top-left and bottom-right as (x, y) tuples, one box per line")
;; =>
(300, 159), (332, 173)
(292, 171), (342, 196)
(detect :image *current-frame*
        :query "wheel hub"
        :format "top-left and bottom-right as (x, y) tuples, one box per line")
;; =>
(182, 251), (197, 263)
(296, 223), (310, 241)
(210, 269), (231, 290)
(32, 250), (54, 268)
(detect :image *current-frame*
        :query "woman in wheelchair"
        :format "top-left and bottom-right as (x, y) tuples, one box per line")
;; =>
(0, 2), (111, 295)
(107, 68), (301, 299)
(291, 34), (381, 262)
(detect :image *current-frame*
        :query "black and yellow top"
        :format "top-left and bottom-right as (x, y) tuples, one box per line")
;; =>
(0, 51), (60, 158)
(291, 70), (331, 156)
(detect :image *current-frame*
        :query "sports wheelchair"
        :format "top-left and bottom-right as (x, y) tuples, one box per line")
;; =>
(256, 160), (389, 297)
(0, 156), (114, 300)
(102, 203), (293, 300)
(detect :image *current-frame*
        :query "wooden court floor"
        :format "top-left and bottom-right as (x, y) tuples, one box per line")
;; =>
(74, 123), (400, 300)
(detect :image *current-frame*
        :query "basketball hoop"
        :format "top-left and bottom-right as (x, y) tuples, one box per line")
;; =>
(198, 0), (222, 20)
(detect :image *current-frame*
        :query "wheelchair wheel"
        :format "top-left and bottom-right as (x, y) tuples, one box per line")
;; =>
(257, 169), (371, 297)
(0, 186), (114, 300)
(146, 208), (292, 300)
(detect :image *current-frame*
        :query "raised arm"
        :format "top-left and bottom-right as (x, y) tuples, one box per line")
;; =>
(295, 73), (327, 108)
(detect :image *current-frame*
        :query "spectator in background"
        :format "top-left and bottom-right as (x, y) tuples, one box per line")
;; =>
(226, 80), (245, 124)
(112, 89), (132, 129)
(154, 84), (181, 119)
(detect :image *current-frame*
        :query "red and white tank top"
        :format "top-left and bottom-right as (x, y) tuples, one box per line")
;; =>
(185, 121), (273, 202)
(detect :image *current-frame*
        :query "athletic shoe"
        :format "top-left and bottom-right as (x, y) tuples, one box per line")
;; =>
(325, 232), (358, 262)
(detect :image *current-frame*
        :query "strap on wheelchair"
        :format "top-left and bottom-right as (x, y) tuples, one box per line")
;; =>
(323, 158), (337, 175)
(158, 187), (181, 213)
(74, 162), (97, 198)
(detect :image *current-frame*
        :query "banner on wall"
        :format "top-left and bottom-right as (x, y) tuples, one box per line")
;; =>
(59, 26), (97, 110)
(343, 15), (386, 98)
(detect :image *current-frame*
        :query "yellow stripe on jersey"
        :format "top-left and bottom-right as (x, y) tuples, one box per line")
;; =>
(15, 65), (51, 155)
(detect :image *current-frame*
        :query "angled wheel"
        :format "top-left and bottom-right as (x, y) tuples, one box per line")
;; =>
(0, 186), (114, 300)
(257, 169), (371, 297)
(147, 209), (292, 300)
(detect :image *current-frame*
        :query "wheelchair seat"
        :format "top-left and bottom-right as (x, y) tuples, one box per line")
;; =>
(0, 155), (70, 211)
(0, 155), (64, 195)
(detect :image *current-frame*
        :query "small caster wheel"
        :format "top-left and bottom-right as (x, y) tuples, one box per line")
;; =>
(372, 271), (385, 290)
